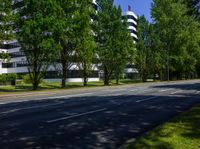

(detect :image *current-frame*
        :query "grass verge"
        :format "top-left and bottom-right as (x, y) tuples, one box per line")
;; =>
(0, 79), (141, 95)
(125, 105), (200, 149)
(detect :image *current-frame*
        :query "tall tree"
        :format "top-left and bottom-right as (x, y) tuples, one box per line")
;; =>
(113, 11), (135, 84)
(135, 16), (155, 82)
(16, 0), (61, 90)
(96, 0), (135, 85)
(54, 0), (78, 88)
(75, 0), (96, 86)
(151, 0), (200, 80)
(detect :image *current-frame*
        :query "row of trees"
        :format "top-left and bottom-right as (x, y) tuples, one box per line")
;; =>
(2, 0), (199, 89)
(0, 0), (135, 90)
(135, 0), (200, 81)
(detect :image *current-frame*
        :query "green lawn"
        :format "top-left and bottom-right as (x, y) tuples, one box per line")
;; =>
(0, 79), (141, 95)
(126, 105), (200, 149)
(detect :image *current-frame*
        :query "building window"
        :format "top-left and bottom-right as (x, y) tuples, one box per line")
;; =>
(10, 51), (25, 58)
(16, 61), (29, 67)
(0, 42), (20, 49)
(2, 63), (14, 68)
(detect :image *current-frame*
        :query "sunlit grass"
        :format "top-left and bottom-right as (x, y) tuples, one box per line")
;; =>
(126, 105), (200, 149)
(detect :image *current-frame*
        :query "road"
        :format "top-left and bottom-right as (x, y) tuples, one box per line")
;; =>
(0, 80), (200, 149)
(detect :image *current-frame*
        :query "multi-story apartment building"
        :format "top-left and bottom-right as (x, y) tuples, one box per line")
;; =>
(122, 6), (138, 43)
(122, 6), (139, 79)
(0, 1), (138, 82)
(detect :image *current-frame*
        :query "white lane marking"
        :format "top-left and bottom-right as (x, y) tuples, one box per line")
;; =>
(170, 90), (182, 95)
(136, 97), (158, 103)
(110, 100), (121, 105)
(130, 89), (138, 92)
(47, 108), (107, 123)
(159, 89), (169, 92)
(136, 89), (153, 94)
(195, 91), (200, 94)
(0, 93), (93, 105)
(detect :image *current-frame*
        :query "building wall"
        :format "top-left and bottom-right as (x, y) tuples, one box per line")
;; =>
(122, 10), (138, 43)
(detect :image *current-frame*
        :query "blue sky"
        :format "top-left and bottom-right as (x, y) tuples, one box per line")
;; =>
(114, 0), (153, 22)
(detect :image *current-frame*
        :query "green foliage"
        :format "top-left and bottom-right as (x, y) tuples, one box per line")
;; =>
(96, 0), (135, 85)
(0, 73), (16, 84)
(0, 0), (15, 44)
(0, 52), (10, 61)
(52, 0), (79, 88)
(135, 16), (153, 82)
(151, 0), (200, 80)
(6, 73), (16, 81)
(0, 0), (15, 63)
(0, 74), (7, 84)
(126, 105), (200, 149)
(75, 0), (96, 86)
(16, 0), (61, 90)
(22, 74), (32, 84)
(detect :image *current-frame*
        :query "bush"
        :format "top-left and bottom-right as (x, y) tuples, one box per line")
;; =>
(0, 74), (7, 85)
(6, 74), (17, 81)
(23, 73), (44, 85)
(0, 73), (17, 85)
(23, 74), (32, 84)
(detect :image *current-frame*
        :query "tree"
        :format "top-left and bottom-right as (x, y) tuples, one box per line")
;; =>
(96, 0), (135, 85)
(0, 0), (14, 61)
(16, 0), (61, 90)
(135, 16), (155, 82)
(113, 14), (135, 84)
(151, 0), (200, 80)
(53, 0), (78, 88)
(74, 0), (96, 86)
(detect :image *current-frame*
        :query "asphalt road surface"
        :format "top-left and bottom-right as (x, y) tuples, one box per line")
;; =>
(0, 80), (200, 149)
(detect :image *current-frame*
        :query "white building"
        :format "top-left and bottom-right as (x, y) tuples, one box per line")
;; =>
(122, 6), (138, 43)
(122, 6), (139, 79)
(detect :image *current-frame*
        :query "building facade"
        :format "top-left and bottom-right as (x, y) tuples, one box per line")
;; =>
(122, 6), (139, 79)
(122, 6), (138, 43)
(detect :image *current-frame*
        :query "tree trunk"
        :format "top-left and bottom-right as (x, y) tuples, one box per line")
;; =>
(104, 67), (109, 86)
(61, 48), (67, 88)
(82, 62), (88, 86)
(32, 73), (39, 90)
(83, 76), (87, 86)
(32, 81), (39, 90)
(116, 74), (119, 85)
(62, 61), (67, 88)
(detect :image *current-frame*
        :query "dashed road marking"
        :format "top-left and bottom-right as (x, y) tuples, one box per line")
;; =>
(47, 108), (107, 123)
(136, 97), (158, 103)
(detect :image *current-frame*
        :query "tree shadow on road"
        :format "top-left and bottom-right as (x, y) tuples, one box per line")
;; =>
(0, 92), (199, 149)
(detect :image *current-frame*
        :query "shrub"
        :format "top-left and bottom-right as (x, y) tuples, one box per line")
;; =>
(23, 74), (32, 84)
(6, 74), (17, 81)
(0, 74), (7, 84)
